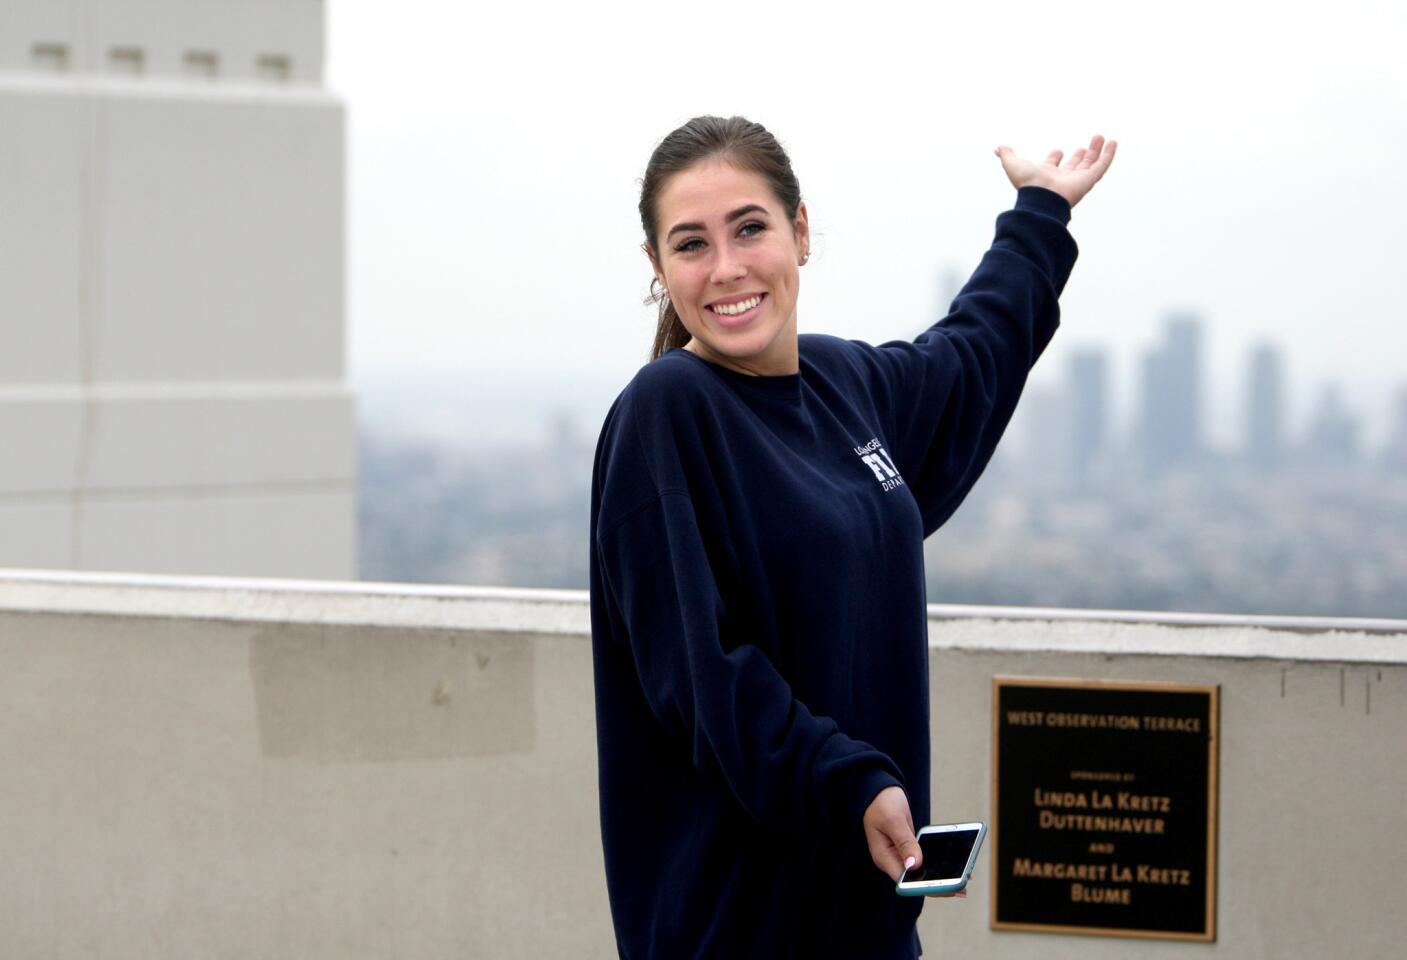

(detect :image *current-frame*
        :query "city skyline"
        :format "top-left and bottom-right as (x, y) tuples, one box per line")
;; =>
(356, 310), (1407, 465)
(1017, 314), (1407, 479)
(356, 305), (1407, 618)
(329, 1), (1407, 436)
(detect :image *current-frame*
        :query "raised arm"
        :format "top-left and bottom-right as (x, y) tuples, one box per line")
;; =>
(849, 136), (1116, 537)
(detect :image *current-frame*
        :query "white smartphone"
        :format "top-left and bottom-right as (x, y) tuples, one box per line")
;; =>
(894, 821), (986, 897)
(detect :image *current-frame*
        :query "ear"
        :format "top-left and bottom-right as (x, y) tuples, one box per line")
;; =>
(793, 202), (811, 263)
(643, 242), (666, 288)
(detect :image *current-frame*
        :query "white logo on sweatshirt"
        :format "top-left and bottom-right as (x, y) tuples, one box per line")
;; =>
(853, 437), (905, 492)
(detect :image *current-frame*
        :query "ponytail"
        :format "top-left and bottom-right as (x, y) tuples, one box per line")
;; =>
(647, 278), (691, 361)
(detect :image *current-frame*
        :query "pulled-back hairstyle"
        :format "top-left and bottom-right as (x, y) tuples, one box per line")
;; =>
(639, 116), (803, 361)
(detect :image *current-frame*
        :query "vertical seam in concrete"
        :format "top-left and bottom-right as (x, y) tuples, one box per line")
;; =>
(71, 0), (102, 567)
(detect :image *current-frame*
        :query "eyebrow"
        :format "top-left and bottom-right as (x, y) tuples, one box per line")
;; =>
(665, 204), (769, 241)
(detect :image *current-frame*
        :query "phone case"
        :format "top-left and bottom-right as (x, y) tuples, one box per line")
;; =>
(894, 821), (986, 897)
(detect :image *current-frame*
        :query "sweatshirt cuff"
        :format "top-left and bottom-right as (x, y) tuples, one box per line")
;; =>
(845, 766), (906, 825)
(1015, 185), (1072, 226)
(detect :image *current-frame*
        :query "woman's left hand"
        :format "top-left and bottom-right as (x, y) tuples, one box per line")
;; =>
(994, 135), (1117, 209)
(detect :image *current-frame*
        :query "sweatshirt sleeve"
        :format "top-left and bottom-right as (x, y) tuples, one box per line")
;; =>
(850, 185), (1078, 537)
(594, 489), (907, 837)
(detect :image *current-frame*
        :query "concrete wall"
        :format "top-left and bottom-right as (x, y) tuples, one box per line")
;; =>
(925, 611), (1405, 959)
(0, 0), (353, 579)
(1, 571), (1404, 958)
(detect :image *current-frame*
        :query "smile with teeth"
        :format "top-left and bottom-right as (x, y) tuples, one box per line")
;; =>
(709, 294), (764, 317)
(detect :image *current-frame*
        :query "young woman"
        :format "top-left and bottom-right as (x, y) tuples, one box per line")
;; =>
(589, 116), (1115, 959)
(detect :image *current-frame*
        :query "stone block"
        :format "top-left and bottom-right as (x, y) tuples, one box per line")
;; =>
(77, 485), (354, 579)
(82, 383), (356, 490)
(94, 92), (343, 383)
(0, 497), (73, 569)
(0, 88), (84, 384)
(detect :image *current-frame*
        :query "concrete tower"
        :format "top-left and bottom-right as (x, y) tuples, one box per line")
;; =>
(0, 1), (354, 577)
(1384, 385), (1407, 469)
(1067, 348), (1108, 486)
(1138, 313), (1203, 473)
(1244, 342), (1286, 471)
(1303, 383), (1361, 466)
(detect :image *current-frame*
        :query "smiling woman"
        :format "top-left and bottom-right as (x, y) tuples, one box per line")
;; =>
(589, 115), (1114, 959)
(645, 158), (808, 376)
(638, 117), (810, 373)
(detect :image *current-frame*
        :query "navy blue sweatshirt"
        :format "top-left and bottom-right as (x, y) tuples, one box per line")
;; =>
(589, 187), (1076, 959)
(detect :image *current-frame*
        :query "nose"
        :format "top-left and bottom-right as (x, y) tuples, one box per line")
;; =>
(709, 246), (747, 285)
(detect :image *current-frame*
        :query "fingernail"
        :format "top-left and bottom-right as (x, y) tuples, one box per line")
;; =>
(904, 856), (916, 870)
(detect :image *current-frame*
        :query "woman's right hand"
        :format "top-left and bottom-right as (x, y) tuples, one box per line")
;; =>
(863, 786), (922, 883)
(863, 786), (967, 898)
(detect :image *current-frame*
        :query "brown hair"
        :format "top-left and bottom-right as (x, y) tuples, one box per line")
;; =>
(639, 116), (803, 361)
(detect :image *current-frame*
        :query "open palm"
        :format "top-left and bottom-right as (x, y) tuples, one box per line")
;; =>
(995, 135), (1117, 209)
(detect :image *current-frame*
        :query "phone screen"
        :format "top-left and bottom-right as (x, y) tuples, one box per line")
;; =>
(905, 829), (979, 882)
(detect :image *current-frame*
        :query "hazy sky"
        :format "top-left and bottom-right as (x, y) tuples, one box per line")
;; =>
(327, 0), (1406, 446)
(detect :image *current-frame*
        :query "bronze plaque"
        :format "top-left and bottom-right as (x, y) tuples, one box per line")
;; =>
(990, 677), (1219, 941)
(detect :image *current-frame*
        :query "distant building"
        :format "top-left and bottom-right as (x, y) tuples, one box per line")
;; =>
(1303, 384), (1361, 466)
(0, 1), (354, 577)
(1022, 386), (1073, 488)
(1381, 384), (1407, 469)
(1244, 342), (1287, 470)
(1137, 313), (1203, 473)
(1067, 348), (1108, 486)
(936, 264), (963, 320)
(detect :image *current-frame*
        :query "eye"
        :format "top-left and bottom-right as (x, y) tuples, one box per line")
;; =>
(739, 220), (766, 237)
(675, 237), (704, 254)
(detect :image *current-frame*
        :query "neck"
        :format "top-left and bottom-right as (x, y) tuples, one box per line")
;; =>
(683, 339), (799, 377)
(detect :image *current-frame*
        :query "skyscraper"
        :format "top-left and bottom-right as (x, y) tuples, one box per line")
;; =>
(1245, 342), (1286, 470)
(1067, 348), (1108, 486)
(1022, 385), (1073, 487)
(1303, 384), (1361, 466)
(1138, 313), (1203, 473)
(1385, 385), (1407, 469)
(936, 264), (963, 320)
